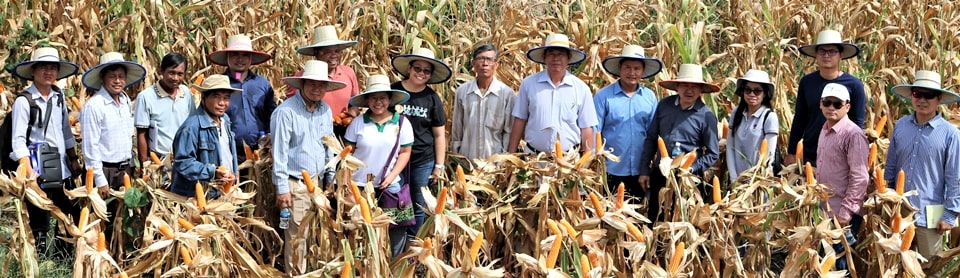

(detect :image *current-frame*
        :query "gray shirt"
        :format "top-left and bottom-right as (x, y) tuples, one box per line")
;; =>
(725, 105), (778, 181)
(10, 85), (76, 179)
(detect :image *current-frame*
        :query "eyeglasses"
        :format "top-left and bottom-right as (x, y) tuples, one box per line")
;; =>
(742, 88), (764, 96)
(912, 90), (940, 100)
(473, 56), (497, 63)
(816, 49), (840, 56)
(820, 99), (846, 109)
(411, 66), (433, 74)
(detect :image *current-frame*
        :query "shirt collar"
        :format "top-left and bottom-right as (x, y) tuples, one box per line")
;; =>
(614, 80), (648, 96)
(154, 83), (188, 99)
(196, 108), (220, 128)
(741, 105), (769, 118)
(536, 70), (573, 87)
(362, 111), (400, 124)
(912, 113), (948, 128)
(26, 84), (63, 99)
(223, 69), (260, 82)
(824, 115), (852, 132)
(673, 96), (702, 111)
(468, 78), (505, 97)
(97, 87), (130, 105)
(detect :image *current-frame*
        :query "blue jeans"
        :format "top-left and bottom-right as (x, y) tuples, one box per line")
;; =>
(833, 214), (863, 271)
(402, 160), (434, 238)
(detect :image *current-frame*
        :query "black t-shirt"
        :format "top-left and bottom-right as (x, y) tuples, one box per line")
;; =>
(391, 82), (445, 166)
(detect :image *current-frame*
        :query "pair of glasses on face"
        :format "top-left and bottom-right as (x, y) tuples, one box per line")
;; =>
(820, 99), (847, 109)
(912, 90), (940, 100)
(816, 49), (840, 56)
(742, 88), (764, 96)
(411, 66), (433, 75)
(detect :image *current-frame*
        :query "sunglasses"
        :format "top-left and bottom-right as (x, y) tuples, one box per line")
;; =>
(820, 99), (846, 109)
(742, 88), (764, 96)
(411, 66), (433, 74)
(912, 90), (940, 100)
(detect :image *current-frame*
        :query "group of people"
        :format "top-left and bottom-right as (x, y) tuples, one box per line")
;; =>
(4, 25), (956, 276)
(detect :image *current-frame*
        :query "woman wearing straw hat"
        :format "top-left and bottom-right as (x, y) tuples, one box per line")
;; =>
(170, 75), (241, 198)
(271, 60), (346, 274)
(786, 29), (866, 167)
(595, 44), (662, 196)
(884, 71), (960, 273)
(345, 74), (414, 259)
(208, 34), (276, 161)
(638, 63), (720, 222)
(726, 69), (779, 181)
(9, 46), (82, 258)
(390, 47), (451, 236)
(292, 25), (361, 138)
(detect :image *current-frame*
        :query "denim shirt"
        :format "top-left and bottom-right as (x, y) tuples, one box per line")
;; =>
(224, 70), (277, 155)
(170, 108), (239, 197)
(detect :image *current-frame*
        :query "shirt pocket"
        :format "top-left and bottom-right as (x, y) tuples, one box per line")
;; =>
(560, 97), (579, 122)
(483, 98), (505, 130)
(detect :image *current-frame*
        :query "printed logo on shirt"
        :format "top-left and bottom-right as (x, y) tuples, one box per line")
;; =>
(401, 105), (429, 118)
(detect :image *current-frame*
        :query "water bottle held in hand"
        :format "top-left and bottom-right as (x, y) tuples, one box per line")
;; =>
(257, 130), (268, 148)
(279, 207), (291, 229)
(671, 142), (682, 157)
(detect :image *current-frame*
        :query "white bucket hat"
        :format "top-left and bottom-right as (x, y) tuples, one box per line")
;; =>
(12, 47), (79, 81)
(890, 70), (960, 104)
(207, 34), (273, 66)
(282, 60), (347, 91)
(296, 25), (358, 56)
(349, 75), (410, 108)
(658, 64), (721, 93)
(192, 74), (242, 95)
(391, 47), (452, 84)
(526, 33), (587, 65)
(81, 52), (147, 90)
(601, 44), (663, 78)
(735, 69), (775, 97)
(798, 30), (861, 60)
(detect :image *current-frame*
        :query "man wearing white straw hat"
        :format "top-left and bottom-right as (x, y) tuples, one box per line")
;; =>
(884, 71), (960, 273)
(508, 33), (598, 154)
(594, 44), (662, 196)
(271, 60), (345, 274)
(638, 63), (720, 222)
(208, 34), (276, 162)
(786, 29), (866, 167)
(451, 44), (516, 160)
(134, 53), (195, 165)
(80, 52), (145, 195)
(8, 46), (82, 258)
(292, 25), (360, 138)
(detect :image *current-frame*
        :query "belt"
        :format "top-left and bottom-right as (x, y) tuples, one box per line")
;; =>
(528, 144), (580, 154)
(102, 161), (130, 168)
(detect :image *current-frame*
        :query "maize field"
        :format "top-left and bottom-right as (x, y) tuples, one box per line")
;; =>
(0, 0), (959, 277)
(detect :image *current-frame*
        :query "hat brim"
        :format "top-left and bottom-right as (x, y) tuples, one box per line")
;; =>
(658, 80), (721, 93)
(526, 46), (587, 65)
(735, 79), (775, 97)
(891, 85), (960, 105)
(296, 41), (358, 56)
(207, 50), (273, 67)
(81, 61), (147, 90)
(348, 89), (410, 108)
(601, 57), (663, 78)
(283, 76), (347, 91)
(391, 55), (452, 84)
(798, 43), (861, 60)
(13, 61), (79, 81)
(192, 84), (242, 95)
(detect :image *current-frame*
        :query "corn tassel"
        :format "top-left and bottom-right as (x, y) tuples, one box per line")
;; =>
(891, 212), (902, 233)
(301, 170), (315, 193)
(546, 223), (563, 269)
(574, 151), (593, 169)
(901, 225), (915, 251)
(178, 218), (195, 231)
(470, 232), (484, 263)
(456, 165), (466, 185)
(340, 260), (352, 277)
(804, 162), (815, 185)
(580, 254), (592, 278)
(349, 181), (362, 204)
(158, 223), (175, 239)
(875, 168), (886, 193)
(150, 152), (162, 165)
(97, 232), (106, 252)
(669, 242), (684, 274)
(867, 143), (877, 169)
(895, 170), (905, 195)
(657, 136), (669, 159)
(588, 192), (605, 218)
(78, 207), (89, 229)
(560, 219), (578, 238)
(820, 255), (836, 273)
(435, 187), (448, 215)
(180, 246), (193, 265)
(626, 223), (644, 242)
(553, 139), (563, 161)
(595, 131), (602, 153)
(359, 196), (372, 223)
(757, 138), (768, 163)
(340, 144), (354, 158)
(875, 114), (887, 136)
(681, 152), (696, 170)
(195, 182), (206, 211)
(712, 176), (722, 204)
(85, 167), (94, 193)
(615, 183), (625, 209)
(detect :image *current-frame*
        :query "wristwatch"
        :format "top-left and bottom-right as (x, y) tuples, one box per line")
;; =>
(434, 164), (445, 170)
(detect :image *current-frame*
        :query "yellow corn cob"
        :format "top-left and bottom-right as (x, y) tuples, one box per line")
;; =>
(435, 187), (448, 215)
(119, 272), (129, 278)
(178, 218), (195, 231)
(16, 157), (29, 178)
(97, 232), (106, 252)
(123, 173), (131, 190)
(70, 96), (82, 112)
(875, 168), (886, 193)
(190, 74), (204, 95)
(796, 140), (804, 164)
(669, 242), (685, 274)
(180, 246), (193, 265)
(340, 145), (354, 158)
(588, 192), (605, 218)
(657, 136), (669, 159)
(757, 138), (768, 163)
(457, 165), (466, 185)
(359, 196), (372, 223)
(221, 166), (235, 194)
(901, 225), (915, 251)
(150, 152), (162, 165)
(78, 207), (89, 229)
(588, 252), (599, 269)
(722, 121), (729, 140)
(554, 139), (563, 161)
(158, 223), (175, 239)
(574, 151), (593, 169)
(626, 222), (644, 242)
(85, 167), (94, 193)
(470, 232), (484, 263)
(580, 254), (592, 278)
(302, 170), (315, 193)
(615, 182), (625, 209)
(595, 131), (602, 153)
(546, 219), (562, 236)
(875, 115), (887, 136)
(712, 176), (722, 204)
(341, 260), (352, 277)
(891, 212), (902, 233)
(560, 219), (578, 238)
(804, 162), (815, 185)
(896, 170), (905, 195)
(423, 237), (433, 250)
(867, 143), (877, 169)
(681, 152), (697, 170)
(820, 255), (835, 273)
(349, 181), (363, 204)
(195, 182), (206, 211)
(253, 149), (261, 161)
(243, 143), (254, 162)
(546, 225), (563, 269)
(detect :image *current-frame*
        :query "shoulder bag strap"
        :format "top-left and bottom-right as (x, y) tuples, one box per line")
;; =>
(379, 115), (405, 184)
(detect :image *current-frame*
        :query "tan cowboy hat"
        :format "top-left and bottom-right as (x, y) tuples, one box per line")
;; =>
(192, 74), (242, 95)
(12, 47), (79, 81)
(526, 33), (586, 65)
(282, 60), (347, 91)
(296, 25), (357, 56)
(349, 75), (410, 108)
(735, 69), (775, 97)
(391, 47), (452, 84)
(81, 52), (146, 90)
(890, 70), (960, 104)
(798, 29), (861, 60)
(658, 64), (721, 93)
(601, 44), (662, 78)
(207, 34), (273, 66)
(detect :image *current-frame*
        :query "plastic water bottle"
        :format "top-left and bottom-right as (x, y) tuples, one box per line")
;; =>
(671, 142), (682, 157)
(279, 208), (291, 229)
(257, 130), (268, 148)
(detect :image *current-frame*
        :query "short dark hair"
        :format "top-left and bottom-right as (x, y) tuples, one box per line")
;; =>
(31, 62), (60, 71)
(159, 53), (187, 72)
(815, 44), (842, 51)
(473, 44), (498, 59)
(100, 64), (127, 78)
(202, 89), (233, 97)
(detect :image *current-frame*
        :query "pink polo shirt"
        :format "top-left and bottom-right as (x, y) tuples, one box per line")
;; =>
(285, 64), (359, 115)
(816, 116), (869, 223)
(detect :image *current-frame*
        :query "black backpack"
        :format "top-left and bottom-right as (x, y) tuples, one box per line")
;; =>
(0, 92), (55, 172)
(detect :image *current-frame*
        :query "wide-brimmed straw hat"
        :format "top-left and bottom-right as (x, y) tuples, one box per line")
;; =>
(282, 60), (347, 91)
(12, 47), (79, 81)
(192, 74), (242, 95)
(890, 70), (960, 104)
(296, 25), (357, 56)
(391, 47), (452, 84)
(526, 33), (586, 65)
(798, 30), (861, 60)
(601, 45), (662, 78)
(735, 69), (775, 97)
(81, 52), (146, 90)
(658, 64), (721, 93)
(349, 75), (410, 108)
(207, 34), (273, 66)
